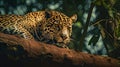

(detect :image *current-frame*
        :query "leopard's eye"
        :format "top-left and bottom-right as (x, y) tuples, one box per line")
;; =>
(67, 25), (72, 33)
(53, 24), (60, 31)
(56, 27), (60, 31)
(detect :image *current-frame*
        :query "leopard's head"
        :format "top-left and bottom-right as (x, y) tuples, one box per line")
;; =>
(38, 11), (77, 45)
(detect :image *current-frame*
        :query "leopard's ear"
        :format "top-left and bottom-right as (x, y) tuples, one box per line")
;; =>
(45, 11), (51, 19)
(70, 14), (77, 22)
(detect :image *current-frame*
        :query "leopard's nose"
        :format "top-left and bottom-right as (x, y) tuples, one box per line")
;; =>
(61, 34), (68, 40)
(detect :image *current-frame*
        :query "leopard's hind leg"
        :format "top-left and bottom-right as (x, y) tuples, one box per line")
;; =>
(1, 25), (34, 39)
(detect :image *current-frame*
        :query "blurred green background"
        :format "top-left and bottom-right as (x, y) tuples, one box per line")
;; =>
(0, 0), (120, 58)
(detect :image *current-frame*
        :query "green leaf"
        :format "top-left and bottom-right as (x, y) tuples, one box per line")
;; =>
(94, 0), (102, 6)
(88, 34), (100, 46)
(74, 21), (82, 28)
(108, 9), (114, 18)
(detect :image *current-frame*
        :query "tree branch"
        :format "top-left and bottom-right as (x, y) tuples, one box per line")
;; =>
(79, 3), (95, 51)
(0, 32), (120, 67)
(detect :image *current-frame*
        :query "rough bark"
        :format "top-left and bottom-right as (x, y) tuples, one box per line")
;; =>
(0, 32), (120, 67)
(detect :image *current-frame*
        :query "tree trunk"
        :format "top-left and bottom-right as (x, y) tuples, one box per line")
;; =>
(0, 32), (119, 67)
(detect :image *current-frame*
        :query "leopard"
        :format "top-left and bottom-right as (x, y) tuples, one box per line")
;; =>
(0, 10), (77, 47)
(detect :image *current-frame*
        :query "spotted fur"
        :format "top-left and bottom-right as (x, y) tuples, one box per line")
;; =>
(0, 11), (77, 47)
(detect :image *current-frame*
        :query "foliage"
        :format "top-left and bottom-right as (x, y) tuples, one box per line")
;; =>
(91, 0), (120, 58)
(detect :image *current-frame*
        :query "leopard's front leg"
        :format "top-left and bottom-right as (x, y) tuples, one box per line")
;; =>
(14, 26), (35, 40)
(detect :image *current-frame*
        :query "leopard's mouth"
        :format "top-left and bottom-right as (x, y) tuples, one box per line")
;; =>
(39, 36), (69, 48)
(45, 39), (57, 44)
(44, 39), (63, 44)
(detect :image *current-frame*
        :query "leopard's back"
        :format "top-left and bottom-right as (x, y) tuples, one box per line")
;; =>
(0, 14), (22, 27)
